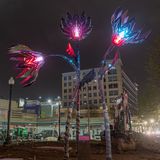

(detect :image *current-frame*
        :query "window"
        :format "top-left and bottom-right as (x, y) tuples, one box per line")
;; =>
(64, 102), (67, 107)
(83, 87), (86, 91)
(104, 78), (106, 82)
(83, 93), (87, 97)
(83, 101), (87, 105)
(64, 76), (67, 80)
(109, 83), (118, 89)
(69, 89), (72, 93)
(89, 100), (92, 104)
(108, 69), (117, 75)
(69, 95), (72, 99)
(93, 92), (97, 97)
(93, 86), (97, 90)
(68, 76), (72, 80)
(109, 90), (118, 96)
(64, 83), (67, 87)
(88, 93), (92, 97)
(99, 99), (102, 103)
(110, 98), (116, 103)
(94, 99), (97, 104)
(63, 95), (67, 99)
(108, 76), (117, 82)
(104, 85), (106, 89)
(88, 86), (91, 90)
(68, 82), (72, 86)
(64, 89), (67, 93)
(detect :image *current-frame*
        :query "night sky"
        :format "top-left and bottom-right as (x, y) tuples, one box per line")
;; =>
(0, 0), (159, 100)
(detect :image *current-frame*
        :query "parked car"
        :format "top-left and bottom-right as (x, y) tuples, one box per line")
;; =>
(44, 136), (57, 141)
(33, 130), (58, 140)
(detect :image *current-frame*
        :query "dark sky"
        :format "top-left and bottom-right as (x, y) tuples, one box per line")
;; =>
(0, 0), (159, 100)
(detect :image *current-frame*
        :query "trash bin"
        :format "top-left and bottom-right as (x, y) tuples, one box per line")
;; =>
(78, 135), (91, 160)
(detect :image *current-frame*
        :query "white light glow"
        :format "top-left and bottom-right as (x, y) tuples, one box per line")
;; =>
(35, 56), (44, 62)
(47, 99), (52, 104)
(74, 26), (80, 37)
(150, 119), (155, 123)
(143, 121), (148, 125)
(119, 31), (125, 38)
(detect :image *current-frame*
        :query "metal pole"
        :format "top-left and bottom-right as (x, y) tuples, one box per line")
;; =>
(87, 104), (90, 136)
(5, 84), (12, 144)
(98, 45), (115, 160)
(76, 47), (80, 157)
(58, 102), (61, 140)
(64, 88), (78, 160)
(98, 79), (112, 160)
(76, 88), (80, 156)
(87, 85), (90, 136)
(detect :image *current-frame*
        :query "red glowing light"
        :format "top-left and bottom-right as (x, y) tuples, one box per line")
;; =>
(66, 43), (76, 57)
(112, 34), (125, 46)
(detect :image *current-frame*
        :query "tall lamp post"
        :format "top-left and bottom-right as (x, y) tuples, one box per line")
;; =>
(5, 77), (15, 145)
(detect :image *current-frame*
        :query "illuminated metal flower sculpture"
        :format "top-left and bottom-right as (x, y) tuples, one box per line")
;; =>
(98, 8), (151, 160)
(9, 45), (45, 87)
(60, 12), (92, 41)
(111, 8), (151, 46)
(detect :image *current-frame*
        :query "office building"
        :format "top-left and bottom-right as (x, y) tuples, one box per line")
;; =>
(62, 59), (138, 113)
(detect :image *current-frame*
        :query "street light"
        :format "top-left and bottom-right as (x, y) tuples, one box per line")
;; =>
(38, 96), (42, 99)
(4, 77), (15, 145)
(150, 119), (155, 123)
(47, 99), (52, 104)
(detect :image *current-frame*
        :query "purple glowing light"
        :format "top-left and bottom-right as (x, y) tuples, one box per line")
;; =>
(72, 25), (81, 39)
(60, 12), (92, 41)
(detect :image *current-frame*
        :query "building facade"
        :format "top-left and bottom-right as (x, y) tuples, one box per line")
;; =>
(62, 59), (138, 112)
(61, 59), (138, 137)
